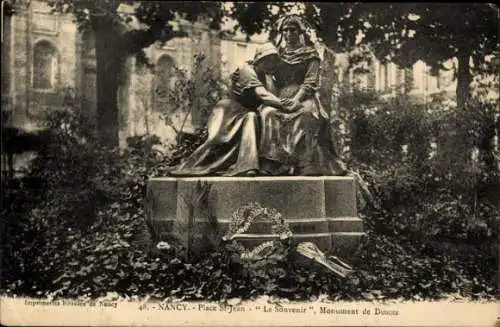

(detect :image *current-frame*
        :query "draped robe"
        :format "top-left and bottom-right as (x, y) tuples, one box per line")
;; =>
(168, 63), (264, 176)
(258, 45), (347, 175)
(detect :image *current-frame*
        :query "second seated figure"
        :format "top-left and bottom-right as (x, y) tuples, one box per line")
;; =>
(258, 14), (348, 176)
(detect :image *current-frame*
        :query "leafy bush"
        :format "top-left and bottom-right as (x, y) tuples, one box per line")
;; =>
(337, 89), (433, 168)
(156, 54), (226, 158)
(332, 89), (498, 298)
(26, 107), (121, 228)
(125, 134), (163, 161)
(336, 87), (499, 245)
(351, 231), (497, 301)
(162, 127), (208, 168)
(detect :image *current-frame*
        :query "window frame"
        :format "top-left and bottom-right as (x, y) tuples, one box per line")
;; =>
(154, 54), (177, 104)
(31, 39), (60, 92)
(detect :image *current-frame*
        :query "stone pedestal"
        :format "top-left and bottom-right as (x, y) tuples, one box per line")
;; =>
(145, 176), (364, 254)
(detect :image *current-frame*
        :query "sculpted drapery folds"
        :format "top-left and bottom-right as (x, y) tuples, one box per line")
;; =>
(169, 15), (347, 177)
(258, 14), (347, 176)
(168, 43), (295, 177)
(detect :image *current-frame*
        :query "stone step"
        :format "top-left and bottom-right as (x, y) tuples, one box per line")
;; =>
(162, 230), (364, 255)
(149, 217), (363, 235)
(229, 232), (365, 254)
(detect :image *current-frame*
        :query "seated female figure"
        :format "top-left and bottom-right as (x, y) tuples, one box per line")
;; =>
(259, 15), (347, 176)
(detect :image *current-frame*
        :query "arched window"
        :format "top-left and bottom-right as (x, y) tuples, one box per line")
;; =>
(155, 55), (176, 102)
(33, 41), (58, 90)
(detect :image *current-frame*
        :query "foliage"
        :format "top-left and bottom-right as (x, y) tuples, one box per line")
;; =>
(335, 88), (499, 250)
(337, 3), (499, 105)
(125, 134), (163, 164)
(3, 1), (498, 304)
(336, 88), (430, 167)
(340, 4), (498, 68)
(48, 1), (223, 39)
(24, 97), (122, 229)
(159, 54), (228, 141)
(225, 2), (297, 41)
(351, 231), (497, 301)
(226, 3), (498, 106)
(159, 127), (208, 170)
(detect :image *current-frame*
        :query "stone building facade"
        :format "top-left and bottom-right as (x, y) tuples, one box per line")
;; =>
(2, 0), (82, 131)
(345, 53), (457, 103)
(2, 0), (222, 149)
(117, 18), (221, 148)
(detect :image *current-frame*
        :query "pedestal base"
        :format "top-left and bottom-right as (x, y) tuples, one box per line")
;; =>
(145, 176), (365, 254)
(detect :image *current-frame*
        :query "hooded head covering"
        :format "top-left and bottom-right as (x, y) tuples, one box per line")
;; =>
(276, 14), (309, 34)
(274, 14), (320, 65)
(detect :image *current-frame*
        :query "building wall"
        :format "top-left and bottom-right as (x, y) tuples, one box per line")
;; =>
(220, 38), (267, 78)
(2, 10), (12, 111)
(346, 53), (457, 103)
(118, 20), (222, 149)
(4, 1), (222, 150)
(6, 0), (79, 131)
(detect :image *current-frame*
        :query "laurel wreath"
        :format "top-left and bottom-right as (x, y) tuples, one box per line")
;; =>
(222, 202), (293, 261)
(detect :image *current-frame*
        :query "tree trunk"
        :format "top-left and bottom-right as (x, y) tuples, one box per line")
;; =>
(91, 17), (123, 148)
(456, 48), (471, 108)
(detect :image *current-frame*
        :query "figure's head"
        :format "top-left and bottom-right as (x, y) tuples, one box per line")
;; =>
(282, 21), (301, 47)
(277, 15), (308, 48)
(252, 43), (281, 74)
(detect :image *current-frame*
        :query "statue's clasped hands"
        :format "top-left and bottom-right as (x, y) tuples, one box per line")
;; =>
(280, 98), (302, 113)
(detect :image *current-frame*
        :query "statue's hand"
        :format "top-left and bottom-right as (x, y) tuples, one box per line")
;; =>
(280, 98), (293, 107)
(280, 98), (302, 113)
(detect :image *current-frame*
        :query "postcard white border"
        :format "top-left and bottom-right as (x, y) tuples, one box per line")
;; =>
(1, 297), (499, 326)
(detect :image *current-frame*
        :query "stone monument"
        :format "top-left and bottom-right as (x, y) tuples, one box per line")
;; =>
(145, 17), (365, 256)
